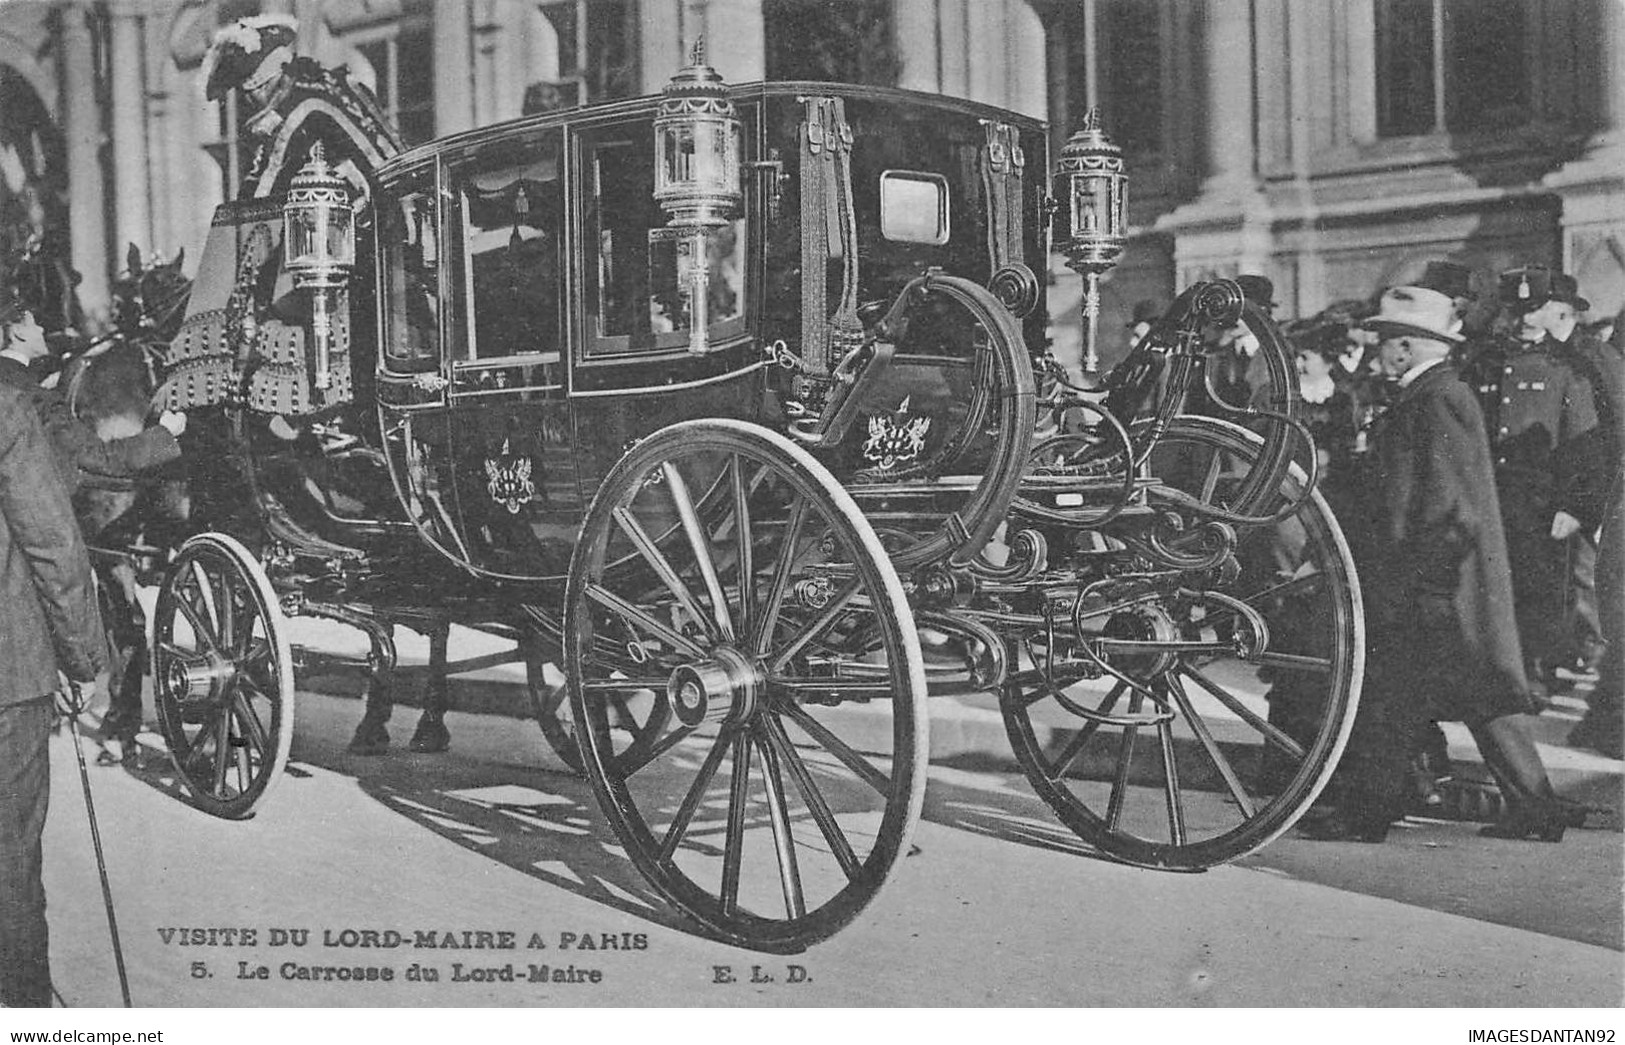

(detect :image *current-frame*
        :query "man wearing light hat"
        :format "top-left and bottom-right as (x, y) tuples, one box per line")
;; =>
(1477, 266), (1601, 698)
(1301, 275), (1571, 842)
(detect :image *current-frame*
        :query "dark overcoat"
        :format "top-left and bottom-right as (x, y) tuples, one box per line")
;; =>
(0, 384), (104, 703)
(1367, 362), (1533, 720)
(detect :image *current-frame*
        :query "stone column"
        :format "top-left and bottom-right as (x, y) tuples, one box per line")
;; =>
(109, 2), (151, 261)
(434, 0), (475, 136)
(1154, 0), (1273, 287)
(1544, 0), (1625, 317)
(60, 3), (110, 322)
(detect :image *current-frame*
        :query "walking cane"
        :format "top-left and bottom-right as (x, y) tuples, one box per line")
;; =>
(62, 681), (133, 1008)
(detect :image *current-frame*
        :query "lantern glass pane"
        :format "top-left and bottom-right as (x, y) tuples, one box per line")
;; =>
(1072, 177), (1100, 234)
(665, 126), (695, 188)
(327, 206), (355, 266)
(286, 208), (319, 266)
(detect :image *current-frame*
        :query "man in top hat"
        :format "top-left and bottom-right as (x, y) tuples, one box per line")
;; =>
(1302, 278), (1571, 841)
(1469, 265), (1602, 699)
(0, 259), (186, 500)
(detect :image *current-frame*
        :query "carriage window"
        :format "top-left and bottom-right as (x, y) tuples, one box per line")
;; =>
(585, 136), (746, 357)
(880, 171), (949, 245)
(455, 135), (564, 361)
(380, 174), (441, 369)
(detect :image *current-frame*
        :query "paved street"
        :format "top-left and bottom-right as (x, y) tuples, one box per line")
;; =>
(34, 611), (1625, 1009)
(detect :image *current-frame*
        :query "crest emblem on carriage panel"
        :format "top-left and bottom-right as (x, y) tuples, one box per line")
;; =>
(862, 396), (931, 471)
(484, 438), (534, 514)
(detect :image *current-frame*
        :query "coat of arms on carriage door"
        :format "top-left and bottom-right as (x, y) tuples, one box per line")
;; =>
(863, 396), (931, 471)
(484, 438), (534, 513)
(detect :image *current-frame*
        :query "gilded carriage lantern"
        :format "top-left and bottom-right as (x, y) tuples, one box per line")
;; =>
(653, 38), (741, 354)
(283, 142), (355, 389)
(1054, 108), (1126, 374)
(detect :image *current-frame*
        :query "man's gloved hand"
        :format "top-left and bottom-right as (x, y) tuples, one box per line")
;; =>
(158, 410), (187, 437)
(1550, 510), (1583, 541)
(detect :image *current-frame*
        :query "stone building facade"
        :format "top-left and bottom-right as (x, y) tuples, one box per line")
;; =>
(0, 0), (1618, 359)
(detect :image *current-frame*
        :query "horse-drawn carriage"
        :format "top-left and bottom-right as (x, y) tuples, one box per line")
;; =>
(104, 51), (1362, 952)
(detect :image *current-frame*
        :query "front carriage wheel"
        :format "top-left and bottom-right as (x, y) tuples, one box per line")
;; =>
(152, 533), (296, 819)
(1001, 416), (1363, 869)
(566, 419), (928, 952)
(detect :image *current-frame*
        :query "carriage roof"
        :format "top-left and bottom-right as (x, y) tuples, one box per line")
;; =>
(374, 80), (1047, 184)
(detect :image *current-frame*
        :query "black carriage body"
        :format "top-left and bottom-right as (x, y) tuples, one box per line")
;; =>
(368, 82), (1049, 586)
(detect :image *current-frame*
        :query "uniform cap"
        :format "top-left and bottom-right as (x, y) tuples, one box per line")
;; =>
(1499, 265), (1591, 314)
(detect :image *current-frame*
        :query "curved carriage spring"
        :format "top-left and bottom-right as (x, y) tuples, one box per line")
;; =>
(1030, 278), (1323, 529)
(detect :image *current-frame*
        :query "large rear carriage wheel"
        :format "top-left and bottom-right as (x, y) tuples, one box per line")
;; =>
(566, 419), (928, 952)
(1001, 416), (1362, 869)
(152, 533), (296, 819)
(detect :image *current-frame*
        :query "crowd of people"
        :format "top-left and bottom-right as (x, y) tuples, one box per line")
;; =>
(1159, 261), (1622, 843)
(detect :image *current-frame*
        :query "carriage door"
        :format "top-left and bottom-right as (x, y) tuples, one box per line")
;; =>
(375, 163), (465, 562)
(440, 128), (578, 579)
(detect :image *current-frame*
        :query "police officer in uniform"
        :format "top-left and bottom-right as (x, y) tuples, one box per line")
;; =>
(1467, 267), (1602, 700)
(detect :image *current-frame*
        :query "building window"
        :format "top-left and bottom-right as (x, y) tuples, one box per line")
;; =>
(1375, 0), (1530, 138)
(764, 0), (899, 86)
(355, 19), (436, 146)
(524, 0), (639, 110)
(1059, 0), (1163, 159)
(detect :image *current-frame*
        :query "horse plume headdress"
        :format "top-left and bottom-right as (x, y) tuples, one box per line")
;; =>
(201, 14), (299, 101)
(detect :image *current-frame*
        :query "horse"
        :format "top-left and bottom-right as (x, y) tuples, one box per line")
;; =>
(63, 246), (194, 760)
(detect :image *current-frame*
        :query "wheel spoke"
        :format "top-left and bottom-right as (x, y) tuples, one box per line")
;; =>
(755, 732), (807, 920)
(663, 463), (736, 640)
(230, 690), (269, 758)
(172, 599), (218, 653)
(212, 709), (232, 797)
(1179, 663), (1305, 760)
(1050, 680), (1128, 777)
(778, 701), (891, 796)
(189, 559), (220, 637)
(617, 722), (698, 777)
(766, 580), (861, 675)
(1166, 671), (1255, 817)
(752, 494), (810, 657)
(584, 583), (707, 659)
(1104, 692), (1141, 831)
(214, 569), (237, 654)
(1155, 681), (1187, 846)
(763, 715), (859, 880)
(720, 733), (752, 916)
(1198, 446), (1225, 504)
(657, 735), (731, 863)
(730, 455), (755, 642)
(611, 506), (718, 644)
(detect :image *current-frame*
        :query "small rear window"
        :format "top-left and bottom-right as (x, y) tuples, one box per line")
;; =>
(880, 170), (949, 245)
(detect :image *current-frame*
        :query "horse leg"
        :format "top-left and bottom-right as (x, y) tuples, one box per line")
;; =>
(408, 618), (452, 753)
(346, 613), (398, 756)
(94, 557), (147, 765)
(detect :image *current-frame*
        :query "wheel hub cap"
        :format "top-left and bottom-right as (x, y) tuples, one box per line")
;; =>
(1101, 605), (1180, 676)
(167, 651), (236, 707)
(667, 647), (761, 727)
